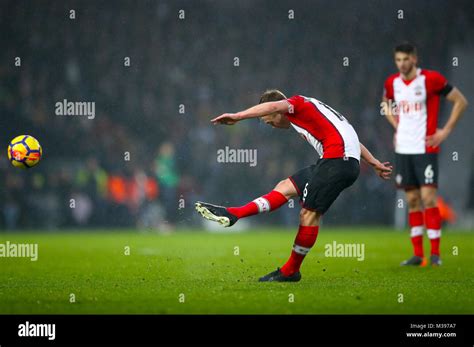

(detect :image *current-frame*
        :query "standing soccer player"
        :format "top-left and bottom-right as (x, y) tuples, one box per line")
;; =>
(382, 43), (468, 266)
(195, 90), (392, 282)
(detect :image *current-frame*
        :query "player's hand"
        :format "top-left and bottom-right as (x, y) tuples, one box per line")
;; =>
(426, 128), (449, 148)
(372, 160), (393, 180)
(211, 113), (241, 125)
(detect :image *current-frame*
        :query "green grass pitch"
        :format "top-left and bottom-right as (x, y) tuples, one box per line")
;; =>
(0, 227), (472, 314)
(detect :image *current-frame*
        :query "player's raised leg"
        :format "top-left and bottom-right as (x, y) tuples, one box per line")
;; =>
(226, 179), (295, 218)
(421, 186), (442, 266)
(401, 188), (427, 266)
(195, 178), (297, 227)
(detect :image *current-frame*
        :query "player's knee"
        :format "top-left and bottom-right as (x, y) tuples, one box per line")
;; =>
(299, 208), (320, 226)
(274, 179), (287, 190)
(406, 192), (421, 209)
(420, 186), (437, 208)
(274, 179), (297, 199)
(421, 193), (437, 208)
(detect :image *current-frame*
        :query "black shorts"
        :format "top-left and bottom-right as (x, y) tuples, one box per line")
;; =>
(395, 153), (438, 189)
(288, 157), (360, 214)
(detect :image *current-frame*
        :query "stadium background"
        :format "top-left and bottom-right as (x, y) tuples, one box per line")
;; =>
(1, 0), (473, 231)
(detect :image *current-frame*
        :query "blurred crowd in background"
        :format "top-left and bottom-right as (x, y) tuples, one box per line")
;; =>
(1, 0), (473, 230)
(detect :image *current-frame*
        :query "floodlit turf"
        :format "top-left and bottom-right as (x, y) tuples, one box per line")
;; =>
(0, 228), (472, 314)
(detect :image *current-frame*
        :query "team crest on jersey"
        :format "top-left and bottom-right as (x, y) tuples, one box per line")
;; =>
(414, 85), (423, 96)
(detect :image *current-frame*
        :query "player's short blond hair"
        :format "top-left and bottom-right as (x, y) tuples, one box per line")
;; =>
(259, 89), (287, 104)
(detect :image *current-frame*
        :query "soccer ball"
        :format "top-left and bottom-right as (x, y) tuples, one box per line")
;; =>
(7, 135), (42, 169)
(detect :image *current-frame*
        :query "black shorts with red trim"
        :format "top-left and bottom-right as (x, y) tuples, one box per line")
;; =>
(288, 157), (360, 214)
(395, 153), (438, 189)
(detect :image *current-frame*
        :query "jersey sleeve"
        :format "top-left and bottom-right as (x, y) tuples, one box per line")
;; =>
(285, 95), (306, 116)
(425, 70), (449, 95)
(383, 76), (395, 100)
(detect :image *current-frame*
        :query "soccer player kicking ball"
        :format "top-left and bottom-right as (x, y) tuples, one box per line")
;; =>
(382, 43), (468, 267)
(195, 90), (392, 282)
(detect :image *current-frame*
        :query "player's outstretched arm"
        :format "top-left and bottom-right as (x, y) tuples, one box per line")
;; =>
(426, 87), (468, 148)
(211, 100), (289, 125)
(360, 143), (392, 180)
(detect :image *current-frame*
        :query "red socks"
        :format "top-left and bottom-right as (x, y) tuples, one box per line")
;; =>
(425, 207), (441, 256)
(227, 190), (288, 219)
(408, 208), (442, 257)
(408, 211), (424, 257)
(281, 225), (319, 276)
(228, 193), (317, 276)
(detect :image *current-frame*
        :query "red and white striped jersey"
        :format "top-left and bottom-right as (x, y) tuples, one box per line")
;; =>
(285, 95), (361, 161)
(384, 68), (449, 154)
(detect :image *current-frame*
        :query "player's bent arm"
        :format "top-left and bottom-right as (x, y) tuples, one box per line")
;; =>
(381, 96), (397, 130)
(360, 143), (379, 166)
(443, 87), (468, 134)
(360, 143), (392, 180)
(426, 87), (468, 147)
